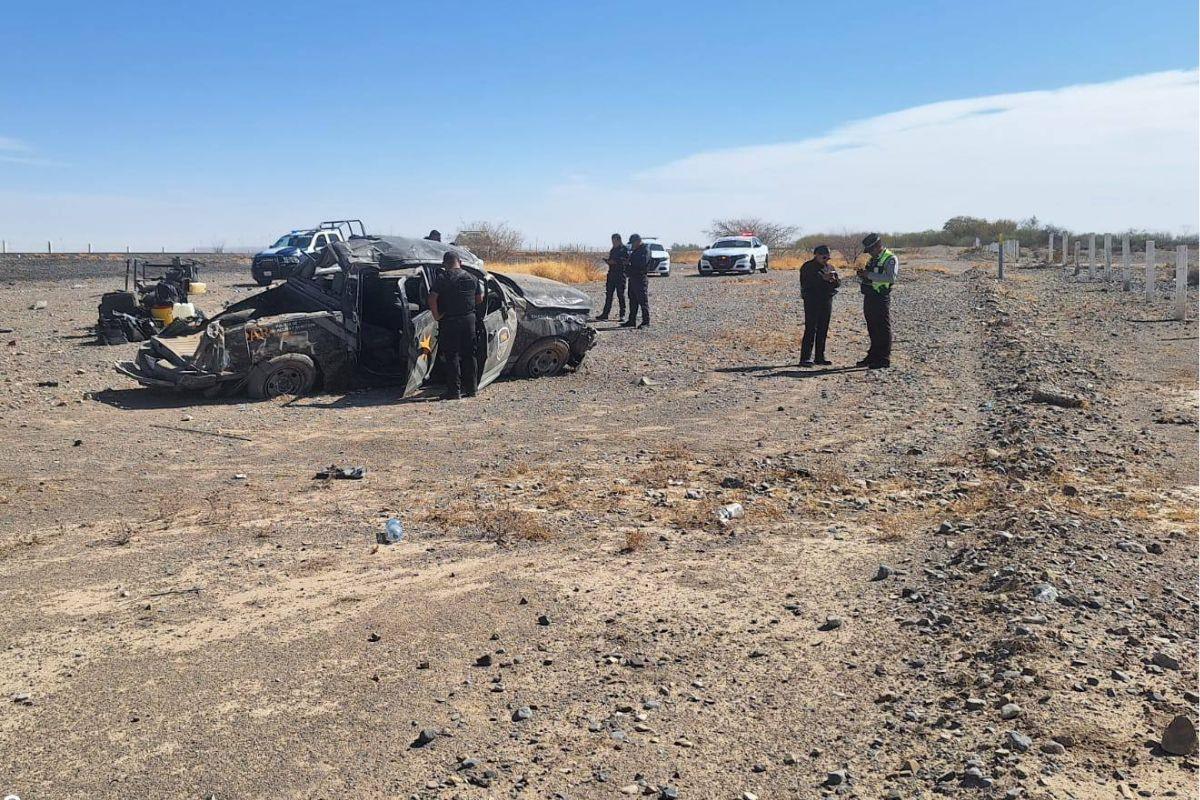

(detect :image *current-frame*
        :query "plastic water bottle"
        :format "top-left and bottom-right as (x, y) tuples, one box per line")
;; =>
(718, 503), (745, 522)
(381, 518), (404, 544)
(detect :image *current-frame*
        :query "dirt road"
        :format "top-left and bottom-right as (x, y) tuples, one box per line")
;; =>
(0, 252), (1196, 799)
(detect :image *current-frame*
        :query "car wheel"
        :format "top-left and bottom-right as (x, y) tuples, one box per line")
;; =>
(517, 338), (570, 379)
(248, 354), (317, 399)
(749, 257), (757, 273)
(762, 256), (770, 272)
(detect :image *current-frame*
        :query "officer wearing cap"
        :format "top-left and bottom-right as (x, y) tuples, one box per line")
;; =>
(597, 233), (629, 321)
(622, 233), (652, 328)
(798, 244), (840, 367)
(425, 229), (442, 242)
(429, 251), (484, 399)
(856, 233), (898, 369)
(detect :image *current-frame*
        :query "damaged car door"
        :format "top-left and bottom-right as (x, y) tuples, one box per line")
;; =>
(477, 274), (517, 390)
(402, 267), (440, 396)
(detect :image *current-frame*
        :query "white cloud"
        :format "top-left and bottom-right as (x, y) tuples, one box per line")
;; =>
(0, 71), (1195, 249)
(527, 70), (1199, 243)
(0, 135), (65, 166)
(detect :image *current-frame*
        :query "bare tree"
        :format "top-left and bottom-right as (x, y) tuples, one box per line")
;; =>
(823, 230), (869, 268)
(453, 221), (524, 262)
(704, 218), (798, 250)
(210, 240), (226, 254)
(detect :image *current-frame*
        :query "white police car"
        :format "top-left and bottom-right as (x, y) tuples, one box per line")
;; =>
(698, 235), (769, 275)
(643, 237), (672, 277)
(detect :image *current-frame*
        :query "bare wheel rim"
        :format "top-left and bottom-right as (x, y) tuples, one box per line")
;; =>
(528, 346), (566, 377)
(264, 366), (307, 396)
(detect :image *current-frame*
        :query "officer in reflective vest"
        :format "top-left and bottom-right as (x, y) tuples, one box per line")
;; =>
(855, 233), (898, 369)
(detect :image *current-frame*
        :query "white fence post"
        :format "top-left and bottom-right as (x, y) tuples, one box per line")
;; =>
(1103, 234), (1112, 280)
(1074, 241), (1081, 274)
(1087, 235), (1096, 280)
(1, 240), (5, 254)
(1122, 236), (1131, 291)
(1175, 245), (1189, 320)
(1048, 232), (1055, 263)
(1062, 233), (1069, 266)
(1145, 240), (1156, 299)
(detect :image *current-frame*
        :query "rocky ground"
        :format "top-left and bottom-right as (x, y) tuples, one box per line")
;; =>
(0, 250), (1195, 799)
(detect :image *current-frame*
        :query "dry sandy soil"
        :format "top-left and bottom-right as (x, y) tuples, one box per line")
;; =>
(0, 249), (1196, 800)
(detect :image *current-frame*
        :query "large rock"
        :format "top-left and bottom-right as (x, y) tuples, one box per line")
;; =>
(1162, 716), (1198, 756)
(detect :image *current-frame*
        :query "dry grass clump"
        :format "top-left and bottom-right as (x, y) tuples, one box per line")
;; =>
(482, 509), (557, 546)
(491, 259), (604, 284)
(637, 462), (675, 489)
(913, 263), (953, 275)
(622, 529), (649, 552)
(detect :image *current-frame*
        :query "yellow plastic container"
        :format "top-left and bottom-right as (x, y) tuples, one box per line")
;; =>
(150, 304), (175, 325)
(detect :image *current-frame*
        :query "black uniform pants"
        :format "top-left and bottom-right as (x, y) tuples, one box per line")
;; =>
(600, 269), (627, 318)
(862, 290), (892, 364)
(626, 272), (650, 324)
(438, 315), (478, 397)
(800, 293), (833, 361)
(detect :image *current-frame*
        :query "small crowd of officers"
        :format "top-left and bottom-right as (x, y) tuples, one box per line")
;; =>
(598, 231), (898, 369)
(795, 232), (897, 369)
(598, 233), (653, 327)
(426, 228), (900, 402)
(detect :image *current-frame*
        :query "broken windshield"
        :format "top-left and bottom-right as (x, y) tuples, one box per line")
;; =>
(272, 234), (313, 249)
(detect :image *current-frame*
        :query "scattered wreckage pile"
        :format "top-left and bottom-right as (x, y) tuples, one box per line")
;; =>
(97, 257), (209, 345)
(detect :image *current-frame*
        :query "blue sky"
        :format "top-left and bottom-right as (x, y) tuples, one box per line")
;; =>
(1, 0), (1197, 249)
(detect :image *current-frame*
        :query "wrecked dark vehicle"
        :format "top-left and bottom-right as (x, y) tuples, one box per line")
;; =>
(115, 235), (596, 399)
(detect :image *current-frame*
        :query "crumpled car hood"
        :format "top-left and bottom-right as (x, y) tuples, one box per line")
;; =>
(493, 272), (592, 312)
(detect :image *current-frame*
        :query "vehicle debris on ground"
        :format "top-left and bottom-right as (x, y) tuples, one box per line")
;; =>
(97, 257), (210, 345)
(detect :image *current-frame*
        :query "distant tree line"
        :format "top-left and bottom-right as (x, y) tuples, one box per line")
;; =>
(798, 216), (1198, 252)
(455, 216), (1197, 260)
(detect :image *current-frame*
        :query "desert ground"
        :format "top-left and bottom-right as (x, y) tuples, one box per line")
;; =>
(0, 249), (1196, 800)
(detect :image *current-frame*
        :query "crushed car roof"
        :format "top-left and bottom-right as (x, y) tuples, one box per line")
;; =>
(346, 235), (483, 269)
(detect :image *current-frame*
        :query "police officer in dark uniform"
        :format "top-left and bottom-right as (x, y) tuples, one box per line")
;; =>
(597, 233), (629, 321)
(425, 229), (442, 242)
(856, 233), (899, 369)
(622, 233), (651, 329)
(798, 244), (840, 367)
(429, 252), (484, 399)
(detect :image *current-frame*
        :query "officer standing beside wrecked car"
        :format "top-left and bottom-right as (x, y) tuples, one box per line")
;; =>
(856, 233), (898, 369)
(622, 234), (652, 329)
(798, 244), (840, 367)
(597, 233), (629, 321)
(429, 252), (484, 399)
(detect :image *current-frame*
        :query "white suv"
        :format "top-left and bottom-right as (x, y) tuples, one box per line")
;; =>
(643, 238), (672, 277)
(698, 236), (769, 275)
